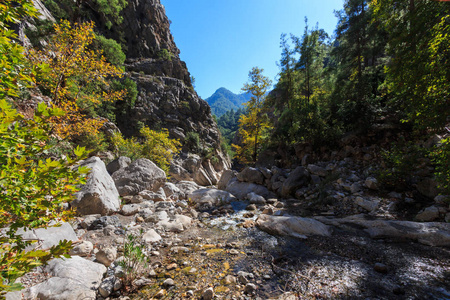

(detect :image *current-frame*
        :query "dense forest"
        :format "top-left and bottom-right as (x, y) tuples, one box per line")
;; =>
(232, 0), (449, 193)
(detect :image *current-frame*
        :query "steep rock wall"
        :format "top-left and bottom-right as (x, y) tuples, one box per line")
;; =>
(100, 0), (231, 184)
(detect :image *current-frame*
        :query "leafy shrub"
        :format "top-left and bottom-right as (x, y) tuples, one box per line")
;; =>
(431, 137), (450, 194)
(76, 131), (109, 155)
(0, 100), (88, 293)
(110, 126), (181, 174)
(377, 141), (427, 190)
(157, 49), (173, 61)
(118, 231), (148, 290)
(94, 34), (126, 67)
(185, 131), (200, 152)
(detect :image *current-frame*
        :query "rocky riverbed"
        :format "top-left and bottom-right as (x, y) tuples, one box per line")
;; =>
(6, 155), (450, 300)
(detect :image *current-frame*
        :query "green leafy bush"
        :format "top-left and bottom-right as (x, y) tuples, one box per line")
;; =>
(110, 126), (181, 174)
(431, 137), (450, 194)
(157, 49), (173, 61)
(377, 141), (427, 190)
(0, 100), (88, 293)
(94, 34), (126, 67)
(118, 231), (148, 290)
(185, 131), (200, 152)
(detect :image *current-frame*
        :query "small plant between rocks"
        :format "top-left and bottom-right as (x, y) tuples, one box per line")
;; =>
(118, 230), (148, 291)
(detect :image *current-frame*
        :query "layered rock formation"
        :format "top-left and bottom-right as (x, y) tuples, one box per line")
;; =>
(106, 0), (231, 184)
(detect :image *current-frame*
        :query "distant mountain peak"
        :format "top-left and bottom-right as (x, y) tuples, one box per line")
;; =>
(206, 87), (251, 117)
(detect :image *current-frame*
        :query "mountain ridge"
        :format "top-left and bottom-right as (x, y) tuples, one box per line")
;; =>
(205, 87), (251, 117)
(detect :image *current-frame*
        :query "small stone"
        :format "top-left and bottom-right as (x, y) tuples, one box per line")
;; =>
(229, 249), (239, 255)
(374, 263), (388, 274)
(223, 275), (236, 285)
(98, 276), (115, 298)
(167, 263), (178, 270)
(263, 274), (271, 280)
(162, 278), (175, 288)
(96, 246), (117, 267)
(148, 269), (157, 278)
(243, 219), (255, 228)
(154, 289), (166, 298)
(202, 287), (214, 300)
(237, 274), (248, 284)
(365, 177), (379, 190)
(142, 229), (162, 243)
(246, 204), (257, 211)
(244, 283), (257, 294)
(186, 290), (194, 297)
(350, 183), (362, 193)
(275, 202), (284, 208)
(69, 241), (93, 257)
(416, 206), (440, 222)
(121, 204), (140, 216)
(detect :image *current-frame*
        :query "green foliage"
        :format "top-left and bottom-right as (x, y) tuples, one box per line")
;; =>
(24, 19), (55, 49)
(0, 100), (88, 293)
(94, 34), (126, 67)
(97, 77), (137, 122)
(377, 141), (427, 191)
(0, 0), (37, 99)
(233, 67), (272, 164)
(431, 138), (450, 194)
(372, 0), (450, 130)
(185, 131), (200, 153)
(217, 108), (245, 143)
(75, 131), (109, 155)
(118, 231), (148, 290)
(157, 49), (173, 61)
(110, 126), (181, 174)
(94, 0), (127, 29)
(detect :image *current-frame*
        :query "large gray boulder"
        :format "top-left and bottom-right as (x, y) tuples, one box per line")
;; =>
(26, 256), (106, 300)
(188, 188), (236, 209)
(236, 167), (265, 185)
(256, 214), (332, 239)
(217, 169), (237, 190)
(281, 166), (310, 197)
(112, 158), (166, 196)
(106, 156), (131, 175)
(18, 222), (78, 251)
(225, 179), (272, 200)
(315, 215), (450, 247)
(73, 157), (120, 215)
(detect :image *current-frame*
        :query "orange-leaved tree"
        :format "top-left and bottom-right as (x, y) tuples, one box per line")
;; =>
(27, 20), (125, 140)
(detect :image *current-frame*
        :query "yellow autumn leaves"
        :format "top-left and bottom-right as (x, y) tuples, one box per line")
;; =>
(27, 20), (124, 139)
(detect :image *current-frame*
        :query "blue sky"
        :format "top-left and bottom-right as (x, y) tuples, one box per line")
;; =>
(161, 0), (344, 99)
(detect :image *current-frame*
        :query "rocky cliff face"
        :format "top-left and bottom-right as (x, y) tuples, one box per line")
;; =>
(102, 0), (230, 184)
(32, 0), (230, 185)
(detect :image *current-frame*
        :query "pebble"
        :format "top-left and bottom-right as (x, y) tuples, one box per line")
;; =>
(374, 263), (388, 274)
(202, 287), (214, 300)
(244, 283), (257, 294)
(229, 249), (239, 255)
(275, 202), (284, 208)
(162, 278), (175, 288)
(154, 289), (166, 298)
(246, 204), (257, 211)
